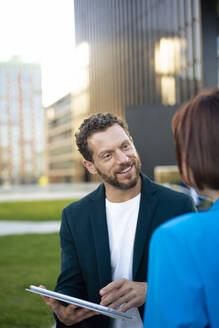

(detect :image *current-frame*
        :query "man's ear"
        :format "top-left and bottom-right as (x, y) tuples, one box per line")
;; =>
(83, 160), (97, 175)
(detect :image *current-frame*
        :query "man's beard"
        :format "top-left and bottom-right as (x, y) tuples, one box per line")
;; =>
(95, 156), (141, 190)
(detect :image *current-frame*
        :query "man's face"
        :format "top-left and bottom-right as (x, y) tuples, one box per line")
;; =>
(86, 124), (141, 190)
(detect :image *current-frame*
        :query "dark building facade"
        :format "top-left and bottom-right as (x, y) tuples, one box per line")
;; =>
(73, 0), (219, 180)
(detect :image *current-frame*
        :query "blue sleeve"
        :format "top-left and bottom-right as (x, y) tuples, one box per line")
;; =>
(144, 225), (208, 328)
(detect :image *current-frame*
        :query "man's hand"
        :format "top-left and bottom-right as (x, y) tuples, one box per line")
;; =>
(99, 279), (147, 312)
(39, 285), (98, 326)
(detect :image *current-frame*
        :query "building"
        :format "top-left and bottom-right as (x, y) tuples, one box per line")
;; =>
(45, 93), (89, 183)
(46, 0), (219, 182)
(0, 56), (43, 185)
(72, 0), (219, 180)
(45, 94), (73, 183)
(45, 43), (90, 183)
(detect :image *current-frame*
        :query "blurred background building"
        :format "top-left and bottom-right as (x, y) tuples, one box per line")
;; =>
(45, 42), (90, 183)
(45, 94), (74, 183)
(0, 56), (43, 185)
(45, 0), (219, 182)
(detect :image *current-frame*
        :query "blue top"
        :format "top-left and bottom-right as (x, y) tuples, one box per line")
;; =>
(144, 198), (219, 328)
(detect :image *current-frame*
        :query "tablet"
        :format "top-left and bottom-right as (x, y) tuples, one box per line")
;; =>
(26, 285), (133, 321)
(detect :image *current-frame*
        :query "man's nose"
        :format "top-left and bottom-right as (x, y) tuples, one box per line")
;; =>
(115, 149), (129, 163)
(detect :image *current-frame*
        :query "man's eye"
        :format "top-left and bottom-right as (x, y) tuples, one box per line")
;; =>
(123, 144), (129, 149)
(103, 154), (111, 159)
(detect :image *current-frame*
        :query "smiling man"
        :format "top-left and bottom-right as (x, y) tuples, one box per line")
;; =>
(42, 113), (195, 328)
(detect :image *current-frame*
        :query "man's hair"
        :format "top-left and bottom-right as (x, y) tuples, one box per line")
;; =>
(172, 88), (219, 190)
(75, 112), (130, 161)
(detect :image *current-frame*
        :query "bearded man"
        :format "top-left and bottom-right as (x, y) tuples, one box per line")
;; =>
(42, 113), (195, 328)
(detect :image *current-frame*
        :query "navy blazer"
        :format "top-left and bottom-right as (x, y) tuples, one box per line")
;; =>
(55, 174), (195, 327)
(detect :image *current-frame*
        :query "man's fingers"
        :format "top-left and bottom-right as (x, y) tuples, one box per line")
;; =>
(44, 297), (63, 312)
(40, 294), (57, 306)
(106, 292), (133, 309)
(77, 309), (99, 322)
(37, 286), (65, 312)
(41, 295), (54, 305)
(38, 285), (99, 326)
(119, 300), (135, 313)
(68, 307), (98, 323)
(100, 287), (129, 306)
(100, 279), (132, 306)
(100, 278), (126, 296)
(38, 285), (53, 305)
(64, 303), (79, 315)
(56, 305), (98, 325)
(100, 280), (147, 312)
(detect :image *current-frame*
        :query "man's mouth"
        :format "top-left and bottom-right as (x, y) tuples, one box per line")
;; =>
(117, 165), (133, 175)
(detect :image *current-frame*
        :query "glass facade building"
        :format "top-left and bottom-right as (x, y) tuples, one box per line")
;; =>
(47, 1), (219, 183)
(71, 0), (219, 180)
(73, 0), (213, 115)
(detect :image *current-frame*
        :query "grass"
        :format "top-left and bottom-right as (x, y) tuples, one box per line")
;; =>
(0, 199), (77, 221)
(0, 233), (60, 328)
(0, 198), (78, 327)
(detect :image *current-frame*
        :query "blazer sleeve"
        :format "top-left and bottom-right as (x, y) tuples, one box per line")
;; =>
(55, 209), (86, 328)
(144, 224), (208, 328)
(181, 194), (197, 214)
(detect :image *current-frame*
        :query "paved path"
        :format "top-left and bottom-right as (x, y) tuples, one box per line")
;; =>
(0, 183), (98, 202)
(0, 221), (60, 236)
(0, 183), (99, 236)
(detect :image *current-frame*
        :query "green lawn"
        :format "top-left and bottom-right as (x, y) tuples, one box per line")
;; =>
(0, 233), (60, 328)
(0, 198), (78, 327)
(0, 199), (76, 221)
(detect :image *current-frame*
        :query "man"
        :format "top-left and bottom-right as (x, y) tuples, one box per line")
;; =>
(42, 113), (195, 327)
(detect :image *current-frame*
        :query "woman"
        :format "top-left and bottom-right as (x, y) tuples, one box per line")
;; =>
(144, 89), (219, 327)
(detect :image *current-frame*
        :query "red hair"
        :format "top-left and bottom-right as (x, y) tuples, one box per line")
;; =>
(172, 89), (219, 190)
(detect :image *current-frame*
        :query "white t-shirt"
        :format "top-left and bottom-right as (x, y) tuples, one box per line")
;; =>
(105, 193), (143, 328)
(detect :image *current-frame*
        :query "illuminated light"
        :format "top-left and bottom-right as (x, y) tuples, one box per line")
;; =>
(155, 37), (187, 106)
(161, 76), (176, 106)
(155, 37), (186, 75)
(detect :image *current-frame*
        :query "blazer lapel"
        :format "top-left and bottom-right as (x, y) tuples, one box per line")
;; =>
(133, 175), (158, 279)
(89, 184), (112, 289)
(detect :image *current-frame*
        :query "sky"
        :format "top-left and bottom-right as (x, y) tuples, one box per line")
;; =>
(0, 0), (75, 106)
